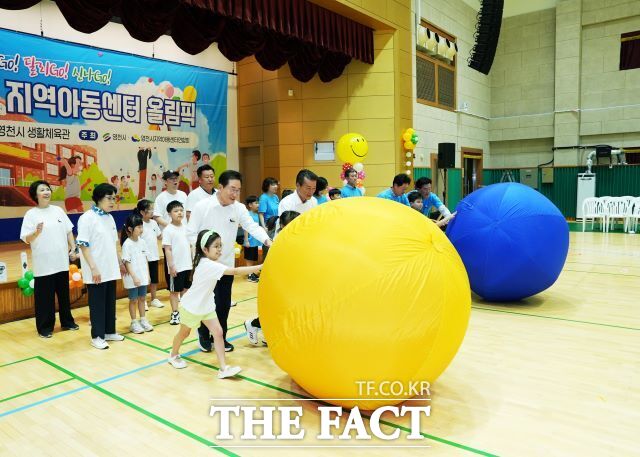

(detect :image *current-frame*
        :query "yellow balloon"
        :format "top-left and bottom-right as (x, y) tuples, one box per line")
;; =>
(406, 128), (415, 135)
(404, 140), (415, 150)
(336, 132), (368, 164)
(183, 85), (197, 102)
(402, 131), (412, 141)
(258, 198), (471, 409)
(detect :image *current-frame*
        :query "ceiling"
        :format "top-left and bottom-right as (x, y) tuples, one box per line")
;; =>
(460, 0), (558, 18)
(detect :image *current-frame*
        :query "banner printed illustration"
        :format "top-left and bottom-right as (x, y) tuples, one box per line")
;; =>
(0, 29), (227, 217)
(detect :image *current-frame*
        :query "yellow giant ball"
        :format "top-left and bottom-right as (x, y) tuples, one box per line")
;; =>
(336, 132), (369, 164)
(183, 85), (198, 102)
(258, 197), (471, 409)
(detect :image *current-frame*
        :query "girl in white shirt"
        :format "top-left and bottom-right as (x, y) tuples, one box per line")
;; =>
(136, 199), (164, 310)
(120, 213), (153, 334)
(167, 229), (262, 378)
(77, 183), (127, 350)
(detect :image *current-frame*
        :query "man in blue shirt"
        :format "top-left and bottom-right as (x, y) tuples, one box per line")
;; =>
(341, 168), (363, 198)
(412, 177), (451, 218)
(377, 173), (411, 205)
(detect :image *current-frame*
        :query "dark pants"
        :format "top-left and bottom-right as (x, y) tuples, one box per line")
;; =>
(87, 281), (117, 339)
(198, 274), (234, 342)
(34, 270), (75, 334)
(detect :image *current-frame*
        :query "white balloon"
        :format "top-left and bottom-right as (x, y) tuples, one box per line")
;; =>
(406, 152), (412, 158)
(72, 272), (81, 282)
(406, 170), (412, 175)
(406, 161), (412, 167)
(353, 162), (364, 172)
(29, 279), (35, 289)
(360, 187), (366, 195)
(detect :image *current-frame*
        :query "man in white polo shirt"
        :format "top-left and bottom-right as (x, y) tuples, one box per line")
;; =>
(278, 169), (318, 216)
(185, 164), (216, 221)
(187, 170), (272, 352)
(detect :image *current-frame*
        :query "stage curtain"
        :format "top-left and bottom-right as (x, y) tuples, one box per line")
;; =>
(0, 0), (373, 82)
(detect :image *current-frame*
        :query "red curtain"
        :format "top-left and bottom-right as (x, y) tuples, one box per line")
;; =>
(0, 0), (373, 82)
(620, 31), (640, 71)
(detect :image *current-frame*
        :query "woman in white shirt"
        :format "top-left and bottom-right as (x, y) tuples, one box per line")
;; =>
(77, 183), (127, 350)
(20, 180), (79, 338)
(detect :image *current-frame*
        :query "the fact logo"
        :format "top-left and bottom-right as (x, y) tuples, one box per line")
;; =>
(209, 404), (431, 443)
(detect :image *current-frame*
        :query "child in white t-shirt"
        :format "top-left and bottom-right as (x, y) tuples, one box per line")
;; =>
(121, 213), (153, 334)
(136, 199), (164, 310)
(162, 200), (192, 325)
(167, 229), (262, 378)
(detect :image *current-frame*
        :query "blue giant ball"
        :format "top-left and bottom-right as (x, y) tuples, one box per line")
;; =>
(446, 183), (569, 302)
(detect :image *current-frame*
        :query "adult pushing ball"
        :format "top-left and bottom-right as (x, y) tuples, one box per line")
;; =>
(258, 197), (471, 409)
(446, 183), (569, 302)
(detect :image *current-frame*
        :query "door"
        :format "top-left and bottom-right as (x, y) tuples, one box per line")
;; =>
(461, 148), (483, 197)
(238, 146), (262, 201)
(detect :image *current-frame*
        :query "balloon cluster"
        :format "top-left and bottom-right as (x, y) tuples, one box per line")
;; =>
(336, 133), (369, 193)
(402, 128), (419, 150)
(69, 264), (84, 289)
(17, 270), (35, 297)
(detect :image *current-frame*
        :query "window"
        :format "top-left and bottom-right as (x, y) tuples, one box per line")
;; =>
(620, 31), (640, 71)
(416, 21), (457, 111)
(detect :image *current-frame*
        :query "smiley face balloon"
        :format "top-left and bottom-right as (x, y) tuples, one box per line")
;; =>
(336, 133), (368, 163)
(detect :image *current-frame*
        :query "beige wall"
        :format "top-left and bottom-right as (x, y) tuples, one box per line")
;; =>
(488, 0), (640, 168)
(237, 0), (413, 197)
(413, 0), (491, 169)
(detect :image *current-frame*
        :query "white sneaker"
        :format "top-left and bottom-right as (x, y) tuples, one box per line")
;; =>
(91, 337), (109, 349)
(130, 320), (144, 334)
(244, 319), (259, 345)
(144, 302), (149, 311)
(105, 333), (125, 342)
(169, 311), (180, 325)
(168, 354), (187, 369)
(230, 301), (238, 307)
(150, 299), (165, 308)
(140, 318), (154, 332)
(218, 365), (241, 379)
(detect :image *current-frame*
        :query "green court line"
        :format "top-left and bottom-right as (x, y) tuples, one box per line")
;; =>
(471, 306), (639, 331)
(235, 296), (257, 304)
(562, 268), (640, 278)
(36, 356), (238, 457)
(124, 328), (498, 456)
(0, 378), (74, 404)
(0, 356), (39, 368)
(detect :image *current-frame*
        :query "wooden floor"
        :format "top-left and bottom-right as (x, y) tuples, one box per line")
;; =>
(0, 231), (638, 456)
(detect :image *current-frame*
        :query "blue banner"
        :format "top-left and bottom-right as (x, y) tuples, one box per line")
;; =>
(0, 28), (227, 222)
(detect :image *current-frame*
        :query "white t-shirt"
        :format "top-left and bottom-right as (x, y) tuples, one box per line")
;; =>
(20, 205), (73, 277)
(153, 190), (187, 228)
(76, 209), (121, 284)
(187, 193), (270, 267)
(141, 219), (161, 261)
(179, 258), (227, 315)
(186, 186), (214, 213)
(278, 192), (317, 216)
(162, 223), (192, 273)
(121, 238), (150, 289)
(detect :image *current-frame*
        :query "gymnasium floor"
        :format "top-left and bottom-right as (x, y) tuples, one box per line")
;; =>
(0, 230), (638, 456)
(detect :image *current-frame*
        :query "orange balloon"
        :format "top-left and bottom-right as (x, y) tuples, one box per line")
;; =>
(69, 280), (76, 289)
(69, 264), (79, 273)
(75, 279), (84, 288)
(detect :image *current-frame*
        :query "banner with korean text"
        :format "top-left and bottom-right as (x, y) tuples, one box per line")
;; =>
(0, 28), (228, 219)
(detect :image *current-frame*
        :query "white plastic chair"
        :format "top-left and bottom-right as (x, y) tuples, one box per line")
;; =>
(581, 197), (606, 232)
(627, 197), (640, 233)
(622, 196), (635, 232)
(606, 197), (631, 232)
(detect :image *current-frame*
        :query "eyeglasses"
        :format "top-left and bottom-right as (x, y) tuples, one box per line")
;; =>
(105, 196), (117, 202)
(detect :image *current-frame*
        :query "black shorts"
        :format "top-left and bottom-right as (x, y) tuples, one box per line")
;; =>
(148, 260), (159, 284)
(168, 270), (192, 293)
(244, 246), (259, 261)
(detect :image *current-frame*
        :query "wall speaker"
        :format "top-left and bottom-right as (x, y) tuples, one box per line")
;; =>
(468, 0), (504, 75)
(438, 143), (456, 169)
